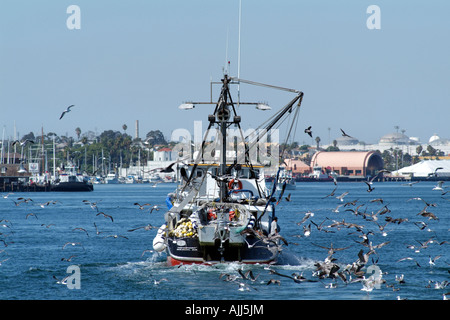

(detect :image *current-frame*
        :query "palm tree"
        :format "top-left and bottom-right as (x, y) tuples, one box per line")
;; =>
(122, 124), (128, 134)
(315, 136), (321, 150)
(416, 145), (423, 156)
(75, 127), (81, 141)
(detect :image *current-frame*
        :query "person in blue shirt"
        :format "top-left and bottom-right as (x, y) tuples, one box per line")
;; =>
(166, 193), (175, 209)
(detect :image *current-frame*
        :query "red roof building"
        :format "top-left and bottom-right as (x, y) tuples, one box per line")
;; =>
(310, 151), (383, 177)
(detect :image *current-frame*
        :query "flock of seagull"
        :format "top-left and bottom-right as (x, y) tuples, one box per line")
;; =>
(0, 192), (163, 286)
(1, 172), (449, 299)
(210, 178), (449, 299)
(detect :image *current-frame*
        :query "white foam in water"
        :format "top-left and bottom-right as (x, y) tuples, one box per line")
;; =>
(276, 251), (317, 270)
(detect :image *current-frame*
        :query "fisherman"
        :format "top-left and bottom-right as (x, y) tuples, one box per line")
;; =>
(269, 216), (278, 237)
(166, 193), (175, 210)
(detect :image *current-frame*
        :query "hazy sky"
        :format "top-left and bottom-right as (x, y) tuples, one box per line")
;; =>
(1, 0), (449, 146)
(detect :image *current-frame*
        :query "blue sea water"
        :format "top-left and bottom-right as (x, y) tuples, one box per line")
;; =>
(0, 181), (448, 300)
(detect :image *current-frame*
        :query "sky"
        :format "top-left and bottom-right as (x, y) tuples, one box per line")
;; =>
(1, 0), (449, 146)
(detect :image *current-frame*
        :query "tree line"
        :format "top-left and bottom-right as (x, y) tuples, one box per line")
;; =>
(12, 129), (446, 175)
(16, 127), (169, 175)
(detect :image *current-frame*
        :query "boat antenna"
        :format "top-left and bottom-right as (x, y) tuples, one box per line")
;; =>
(237, 0), (242, 108)
(225, 28), (230, 75)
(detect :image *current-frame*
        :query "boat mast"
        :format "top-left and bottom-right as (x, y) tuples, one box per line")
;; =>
(206, 74), (241, 202)
(218, 75), (230, 201)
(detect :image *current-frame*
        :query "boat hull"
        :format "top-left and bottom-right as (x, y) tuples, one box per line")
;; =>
(51, 182), (94, 192)
(165, 236), (278, 266)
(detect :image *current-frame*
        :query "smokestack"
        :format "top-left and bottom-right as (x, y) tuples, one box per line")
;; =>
(135, 120), (139, 139)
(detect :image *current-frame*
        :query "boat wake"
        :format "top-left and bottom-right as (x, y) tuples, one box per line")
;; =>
(276, 251), (317, 270)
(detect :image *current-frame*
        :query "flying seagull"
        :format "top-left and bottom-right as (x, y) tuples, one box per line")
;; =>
(11, 139), (34, 147)
(304, 126), (312, 137)
(340, 128), (352, 138)
(59, 105), (75, 120)
(363, 181), (375, 192)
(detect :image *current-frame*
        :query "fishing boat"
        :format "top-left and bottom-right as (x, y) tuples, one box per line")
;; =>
(296, 166), (334, 182)
(152, 74), (304, 265)
(276, 167), (296, 190)
(52, 164), (93, 191)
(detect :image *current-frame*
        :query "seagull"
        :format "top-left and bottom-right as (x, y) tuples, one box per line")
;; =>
(402, 181), (419, 186)
(363, 181), (375, 192)
(376, 205), (391, 216)
(243, 238), (263, 249)
(72, 227), (89, 237)
(311, 242), (351, 258)
(360, 277), (376, 293)
(53, 275), (70, 285)
(368, 169), (391, 184)
(428, 167), (444, 178)
(238, 282), (252, 291)
(413, 221), (432, 232)
(336, 191), (349, 202)
(266, 279), (281, 285)
(432, 181), (444, 191)
(268, 269), (313, 283)
(61, 255), (77, 262)
(59, 105), (74, 119)
(322, 186), (337, 199)
(408, 197), (437, 207)
(304, 126), (312, 137)
(127, 224), (157, 232)
(238, 269), (260, 282)
(1, 193), (14, 199)
(11, 139), (34, 147)
(150, 205), (160, 213)
(159, 162), (177, 173)
(39, 200), (59, 208)
(303, 224), (312, 237)
(220, 273), (239, 282)
(93, 222), (103, 235)
(40, 223), (55, 228)
(17, 197), (33, 203)
(417, 209), (439, 221)
(103, 234), (129, 240)
(340, 128), (352, 138)
(62, 242), (84, 250)
(133, 202), (151, 210)
(296, 211), (314, 226)
(82, 199), (101, 212)
(428, 255), (441, 267)
(25, 213), (38, 220)
(395, 274), (405, 284)
(311, 219), (335, 233)
(96, 211), (114, 222)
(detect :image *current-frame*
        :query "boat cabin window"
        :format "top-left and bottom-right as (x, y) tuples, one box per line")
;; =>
(242, 168), (259, 179)
(206, 166), (260, 179)
(232, 167), (260, 179)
